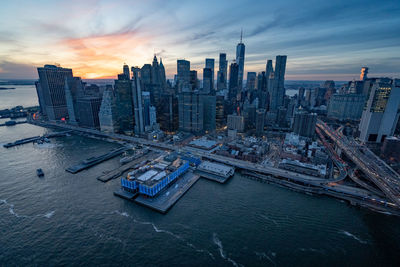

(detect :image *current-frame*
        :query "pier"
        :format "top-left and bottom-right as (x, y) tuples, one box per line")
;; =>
(97, 151), (157, 182)
(134, 171), (200, 213)
(0, 120), (27, 127)
(3, 130), (72, 148)
(66, 146), (128, 174)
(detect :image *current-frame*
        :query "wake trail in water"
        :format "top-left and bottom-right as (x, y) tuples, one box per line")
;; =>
(255, 251), (277, 266)
(298, 247), (326, 255)
(213, 233), (242, 267)
(113, 210), (215, 259)
(1, 199), (55, 219)
(339, 230), (369, 244)
(260, 214), (279, 226)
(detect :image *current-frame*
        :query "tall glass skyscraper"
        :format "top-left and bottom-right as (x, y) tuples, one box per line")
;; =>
(217, 53), (228, 90)
(236, 32), (245, 90)
(205, 58), (215, 90)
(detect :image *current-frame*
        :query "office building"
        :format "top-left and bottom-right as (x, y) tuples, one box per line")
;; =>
(149, 105), (157, 126)
(178, 91), (204, 134)
(246, 72), (256, 90)
(359, 78), (400, 143)
(228, 62), (239, 101)
(36, 64), (74, 121)
(236, 31), (245, 90)
(132, 68), (145, 134)
(217, 53), (228, 90)
(77, 96), (102, 129)
(360, 67), (369, 81)
(265, 59), (273, 91)
(98, 87), (115, 133)
(202, 95), (216, 132)
(203, 68), (213, 94)
(113, 75), (133, 133)
(142, 91), (151, 126)
(158, 92), (178, 133)
(269, 55), (287, 112)
(255, 108), (266, 136)
(177, 59), (190, 92)
(205, 58), (215, 90)
(227, 114), (245, 132)
(216, 94), (225, 130)
(327, 94), (365, 121)
(190, 70), (198, 91)
(123, 64), (130, 80)
(293, 110), (317, 138)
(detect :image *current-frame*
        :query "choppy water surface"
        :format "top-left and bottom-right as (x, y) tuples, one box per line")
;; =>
(0, 121), (400, 266)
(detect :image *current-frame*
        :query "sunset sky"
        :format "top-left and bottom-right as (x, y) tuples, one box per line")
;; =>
(0, 0), (399, 80)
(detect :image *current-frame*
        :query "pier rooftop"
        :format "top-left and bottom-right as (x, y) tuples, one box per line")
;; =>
(121, 153), (191, 197)
(197, 161), (235, 178)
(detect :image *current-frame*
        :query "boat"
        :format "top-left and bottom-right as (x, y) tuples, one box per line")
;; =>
(36, 168), (44, 177)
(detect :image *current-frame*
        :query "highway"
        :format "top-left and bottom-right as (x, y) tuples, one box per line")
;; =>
(30, 120), (329, 185)
(317, 120), (400, 206)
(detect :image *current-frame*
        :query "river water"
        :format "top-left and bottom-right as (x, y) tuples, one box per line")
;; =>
(0, 86), (400, 266)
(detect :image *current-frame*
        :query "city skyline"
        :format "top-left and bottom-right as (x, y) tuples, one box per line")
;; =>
(0, 0), (399, 80)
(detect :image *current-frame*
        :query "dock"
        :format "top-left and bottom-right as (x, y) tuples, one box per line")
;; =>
(97, 151), (156, 182)
(0, 120), (27, 127)
(113, 189), (138, 200)
(195, 170), (233, 183)
(3, 130), (72, 148)
(134, 171), (200, 214)
(66, 146), (128, 174)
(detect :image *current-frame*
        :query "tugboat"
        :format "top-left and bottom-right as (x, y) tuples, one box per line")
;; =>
(36, 168), (44, 177)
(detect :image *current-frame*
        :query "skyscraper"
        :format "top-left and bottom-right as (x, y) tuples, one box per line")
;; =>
(113, 74), (133, 133)
(236, 31), (245, 90)
(142, 91), (151, 126)
(36, 64), (73, 121)
(205, 58), (215, 90)
(359, 78), (400, 143)
(202, 95), (216, 132)
(132, 67), (145, 134)
(178, 91), (204, 134)
(360, 67), (369, 81)
(293, 110), (317, 138)
(177, 59), (190, 92)
(76, 96), (102, 129)
(203, 68), (213, 94)
(228, 62), (239, 101)
(246, 72), (256, 90)
(217, 53), (228, 90)
(123, 64), (130, 80)
(269, 55), (287, 112)
(98, 87), (115, 133)
(190, 70), (198, 91)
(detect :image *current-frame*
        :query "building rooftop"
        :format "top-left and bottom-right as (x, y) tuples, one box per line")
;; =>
(189, 138), (217, 150)
(198, 161), (235, 177)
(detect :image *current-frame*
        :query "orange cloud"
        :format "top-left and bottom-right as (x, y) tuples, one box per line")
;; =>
(59, 31), (154, 78)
